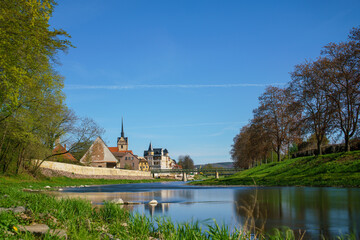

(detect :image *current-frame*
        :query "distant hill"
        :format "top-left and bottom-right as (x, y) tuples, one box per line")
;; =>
(195, 162), (234, 169)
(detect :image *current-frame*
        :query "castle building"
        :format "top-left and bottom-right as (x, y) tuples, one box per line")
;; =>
(144, 142), (174, 170)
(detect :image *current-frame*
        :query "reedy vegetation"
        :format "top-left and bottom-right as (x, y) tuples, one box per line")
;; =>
(231, 26), (360, 169)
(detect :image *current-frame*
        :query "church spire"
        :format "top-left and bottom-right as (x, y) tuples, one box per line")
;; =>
(148, 142), (153, 151)
(121, 117), (124, 138)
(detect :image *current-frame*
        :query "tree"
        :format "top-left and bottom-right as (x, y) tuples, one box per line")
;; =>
(320, 28), (360, 151)
(0, 0), (72, 122)
(0, 0), (74, 175)
(290, 58), (336, 155)
(178, 155), (195, 169)
(254, 86), (301, 162)
(231, 119), (272, 169)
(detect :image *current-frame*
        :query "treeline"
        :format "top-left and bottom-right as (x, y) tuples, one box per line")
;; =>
(0, 0), (102, 175)
(231, 27), (360, 169)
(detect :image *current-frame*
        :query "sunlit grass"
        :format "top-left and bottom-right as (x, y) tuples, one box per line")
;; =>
(192, 151), (360, 187)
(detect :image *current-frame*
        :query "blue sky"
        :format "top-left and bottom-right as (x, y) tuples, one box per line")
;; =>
(50, 0), (360, 164)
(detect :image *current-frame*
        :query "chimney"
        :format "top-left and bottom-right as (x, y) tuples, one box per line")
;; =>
(64, 144), (67, 150)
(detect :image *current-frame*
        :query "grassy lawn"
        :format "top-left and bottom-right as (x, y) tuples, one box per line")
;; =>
(0, 174), (173, 190)
(192, 151), (360, 187)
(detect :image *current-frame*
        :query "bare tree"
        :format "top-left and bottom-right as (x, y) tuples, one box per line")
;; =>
(231, 124), (252, 169)
(178, 155), (195, 169)
(290, 58), (336, 155)
(320, 34), (360, 151)
(231, 120), (272, 169)
(254, 86), (301, 161)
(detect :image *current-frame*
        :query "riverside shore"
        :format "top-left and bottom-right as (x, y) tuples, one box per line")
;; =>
(191, 151), (360, 187)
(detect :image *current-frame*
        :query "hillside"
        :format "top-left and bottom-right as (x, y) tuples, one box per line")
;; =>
(192, 151), (360, 187)
(195, 162), (234, 169)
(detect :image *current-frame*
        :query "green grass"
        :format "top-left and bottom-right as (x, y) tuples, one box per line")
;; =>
(0, 174), (173, 190)
(0, 177), (285, 240)
(191, 151), (360, 187)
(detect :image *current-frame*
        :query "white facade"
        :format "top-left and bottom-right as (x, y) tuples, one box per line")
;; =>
(144, 143), (174, 170)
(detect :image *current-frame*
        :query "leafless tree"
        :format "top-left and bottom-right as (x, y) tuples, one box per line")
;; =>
(320, 32), (360, 151)
(290, 58), (336, 155)
(254, 86), (301, 161)
(178, 155), (195, 169)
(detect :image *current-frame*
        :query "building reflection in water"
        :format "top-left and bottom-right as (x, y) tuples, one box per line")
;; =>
(233, 187), (360, 240)
(145, 203), (170, 217)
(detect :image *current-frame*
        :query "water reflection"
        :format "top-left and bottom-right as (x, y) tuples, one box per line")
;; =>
(145, 203), (170, 217)
(234, 187), (360, 239)
(54, 182), (360, 239)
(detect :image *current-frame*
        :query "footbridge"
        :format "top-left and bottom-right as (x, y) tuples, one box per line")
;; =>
(151, 168), (239, 181)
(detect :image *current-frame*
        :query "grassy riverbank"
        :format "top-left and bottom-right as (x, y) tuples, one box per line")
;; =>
(0, 175), (315, 240)
(0, 174), (173, 189)
(192, 151), (360, 187)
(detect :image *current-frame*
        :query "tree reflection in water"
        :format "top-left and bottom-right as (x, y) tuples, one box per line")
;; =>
(233, 187), (360, 239)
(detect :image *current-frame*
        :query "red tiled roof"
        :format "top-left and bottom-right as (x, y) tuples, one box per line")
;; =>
(108, 147), (133, 154)
(119, 150), (133, 154)
(108, 147), (118, 153)
(52, 144), (77, 161)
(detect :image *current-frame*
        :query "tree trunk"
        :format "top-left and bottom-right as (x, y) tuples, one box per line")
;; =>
(16, 147), (25, 175)
(317, 141), (322, 155)
(277, 145), (281, 162)
(345, 135), (351, 152)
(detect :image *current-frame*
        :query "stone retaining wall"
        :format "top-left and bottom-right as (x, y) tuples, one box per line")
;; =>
(36, 161), (152, 178)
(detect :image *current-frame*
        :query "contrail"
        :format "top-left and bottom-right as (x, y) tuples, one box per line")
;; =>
(65, 83), (286, 90)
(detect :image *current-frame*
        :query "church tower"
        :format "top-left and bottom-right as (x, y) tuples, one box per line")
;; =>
(148, 142), (154, 156)
(117, 118), (128, 151)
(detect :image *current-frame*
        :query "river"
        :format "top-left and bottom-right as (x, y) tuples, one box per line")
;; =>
(55, 181), (360, 239)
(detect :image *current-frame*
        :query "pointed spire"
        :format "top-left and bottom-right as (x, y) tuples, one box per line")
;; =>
(121, 117), (124, 138)
(148, 142), (153, 151)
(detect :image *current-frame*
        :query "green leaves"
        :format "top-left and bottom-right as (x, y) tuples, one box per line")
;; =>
(0, 0), (73, 174)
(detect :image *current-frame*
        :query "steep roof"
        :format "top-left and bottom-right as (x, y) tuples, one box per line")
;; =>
(80, 137), (118, 164)
(121, 117), (125, 138)
(108, 147), (133, 154)
(148, 142), (153, 151)
(108, 147), (118, 153)
(52, 144), (77, 162)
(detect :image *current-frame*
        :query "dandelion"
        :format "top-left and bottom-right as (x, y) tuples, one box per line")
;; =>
(13, 226), (18, 232)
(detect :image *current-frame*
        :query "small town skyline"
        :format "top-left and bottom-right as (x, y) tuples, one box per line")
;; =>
(50, 0), (360, 164)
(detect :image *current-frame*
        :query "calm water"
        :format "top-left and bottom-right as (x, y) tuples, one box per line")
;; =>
(57, 182), (360, 239)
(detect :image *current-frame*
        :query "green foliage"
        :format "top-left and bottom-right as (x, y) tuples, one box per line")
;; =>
(0, 0), (75, 176)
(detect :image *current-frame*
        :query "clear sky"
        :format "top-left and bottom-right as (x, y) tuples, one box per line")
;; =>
(50, 0), (360, 165)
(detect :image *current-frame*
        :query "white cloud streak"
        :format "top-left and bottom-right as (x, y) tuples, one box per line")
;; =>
(65, 83), (286, 90)
(127, 121), (248, 130)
